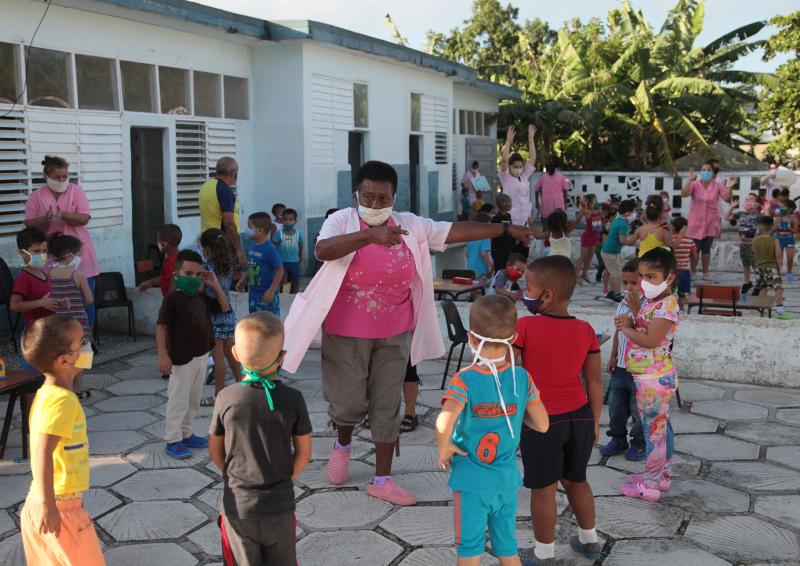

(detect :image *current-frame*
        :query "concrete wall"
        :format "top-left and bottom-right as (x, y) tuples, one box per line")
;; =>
(104, 288), (799, 387)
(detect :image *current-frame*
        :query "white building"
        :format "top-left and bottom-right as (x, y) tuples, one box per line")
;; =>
(0, 0), (518, 281)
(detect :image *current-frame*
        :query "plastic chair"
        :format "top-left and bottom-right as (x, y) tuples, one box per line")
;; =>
(93, 272), (136, 345)
(0, 257), (21, 352)
(442, 269), (476, 280)
(440, 300), (469, 389)
(696, 285), (741, 317)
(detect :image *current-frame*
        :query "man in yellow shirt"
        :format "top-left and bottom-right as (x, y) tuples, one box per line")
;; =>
(21, 314), (105, 566)
(200, 156), (245, 267)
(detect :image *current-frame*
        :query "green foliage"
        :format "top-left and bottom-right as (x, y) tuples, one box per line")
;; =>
(430, 0), (772, 171)
(758, 11), (800, 166)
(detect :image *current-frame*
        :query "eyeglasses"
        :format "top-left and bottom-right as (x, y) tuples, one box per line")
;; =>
(63, 335), (89, 356)
(357, 191), (394, 209)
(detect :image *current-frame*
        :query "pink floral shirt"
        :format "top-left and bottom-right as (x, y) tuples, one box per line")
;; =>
(625, 294), (680, 376)
(24, 184), (99, 278)
(324, 218), (415, 339)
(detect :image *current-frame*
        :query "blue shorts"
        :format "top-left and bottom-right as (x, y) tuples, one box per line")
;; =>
(283, 261), (301, 284)
(777, 235), (796, 249)
(676, 269), (691, 297)
(453, 490), (517, 557)
(248, 293), (280, 317)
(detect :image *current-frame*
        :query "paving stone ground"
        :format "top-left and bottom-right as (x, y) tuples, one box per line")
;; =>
(2, 341), (800, 566)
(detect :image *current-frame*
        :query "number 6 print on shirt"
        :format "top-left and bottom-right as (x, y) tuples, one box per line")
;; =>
(477, 432), (500, 464)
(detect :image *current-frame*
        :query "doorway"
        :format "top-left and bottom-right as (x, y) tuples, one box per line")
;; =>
(465, 137), (498, 203)
(348, 131), (365, 181)
(130, 127), (166, 284)
(409, 134), (421, 214)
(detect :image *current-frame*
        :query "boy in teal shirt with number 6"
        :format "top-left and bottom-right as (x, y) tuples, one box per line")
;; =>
(436, 295), (549, 565)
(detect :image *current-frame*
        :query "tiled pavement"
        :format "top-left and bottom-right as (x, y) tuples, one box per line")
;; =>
(1, 347), (800, 565)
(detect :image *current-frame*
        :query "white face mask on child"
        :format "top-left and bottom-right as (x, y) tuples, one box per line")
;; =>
(468, 331), (518, 439)
(641, 279), (670, 299)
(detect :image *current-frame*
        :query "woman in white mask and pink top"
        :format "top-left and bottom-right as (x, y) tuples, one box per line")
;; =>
(24, 156), (99, 328)
(283, 161), (533, 506)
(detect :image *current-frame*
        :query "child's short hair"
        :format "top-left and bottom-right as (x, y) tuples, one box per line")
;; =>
(622, 258), (640, 274)
(248, 212), (272, 232)
(474, 212), (492, 224)
(618, 199), (636, 215)
(47, 233), (82, 260)
(672, 216), (688, 232)
(158, 224), (182, 247)
(527, 255), (577, 300)
(639, 248), (677, 279)
(786, 200), (797, 212)
(16, 227), (46, 250)
(174, 249), (204, 271)
(757, 215), (774, 228)
(496, 193), (511, 206)
(509, 152), (524, 167)
(236, 312), (285, 364)
(644, 195), (664, 221)
(271, 203), (286, 216)
(461, 187), (469, 195)
(22, 314), (80, 372)
(475, 190), (484, 199)
(506, 253), (527, 267)
(283, 208), (298, 220)
(471, 160), (480, 169)
(545, 209), (568, 233)
(772, 188), (781, 199)
(469, 295), (516, 339)
(480, 203), (496, 214)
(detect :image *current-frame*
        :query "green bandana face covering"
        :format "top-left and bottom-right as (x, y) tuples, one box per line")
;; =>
(240, 351), (284, 411)
(174, 274), (202, 296)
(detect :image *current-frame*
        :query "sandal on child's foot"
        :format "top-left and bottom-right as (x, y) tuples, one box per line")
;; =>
(77, 390), (92, 400)
(620, 480), (661, 501)
(399, 415), (418, 433)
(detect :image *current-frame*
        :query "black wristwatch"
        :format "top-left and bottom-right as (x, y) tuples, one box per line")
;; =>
(502, 221), (510, 236)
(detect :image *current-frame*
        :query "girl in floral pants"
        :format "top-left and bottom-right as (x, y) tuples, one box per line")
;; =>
(615, 247), (680, 502)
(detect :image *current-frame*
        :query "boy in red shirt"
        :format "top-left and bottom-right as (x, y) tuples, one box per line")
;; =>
(137, 224), (183, 297)
(514, 255), (602, 565)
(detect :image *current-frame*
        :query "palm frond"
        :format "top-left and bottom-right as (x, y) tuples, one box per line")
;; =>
(703, 21), (767, 54)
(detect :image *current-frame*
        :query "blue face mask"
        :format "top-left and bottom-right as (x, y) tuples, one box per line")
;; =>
(522, 291), (545, 315)
(23, 250), (47, 269)
(283, 223), (294, 230)
(699, 171), (713, 182)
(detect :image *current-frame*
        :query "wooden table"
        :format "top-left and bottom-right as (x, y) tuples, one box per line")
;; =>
(686, 293), (775, 318)
(434, 279), (489, 301)
(0, 369), (45, 460)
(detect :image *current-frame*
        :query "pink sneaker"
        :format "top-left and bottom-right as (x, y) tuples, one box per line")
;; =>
(326, 443), (351, 486)
(366, 478), (417, 506)
(620, 480), (660, 502)
(628, 473), (671, 491)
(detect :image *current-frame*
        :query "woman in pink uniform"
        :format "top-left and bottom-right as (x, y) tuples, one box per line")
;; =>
(24, 156), (100, 326)
(681, 161), (736, 280)
(534, 156), (571, 220)
(283, 161), (532, 506)
(499, 125), (537, 255)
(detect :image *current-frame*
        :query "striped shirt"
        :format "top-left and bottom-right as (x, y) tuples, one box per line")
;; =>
(674, 237), (695, 271)
(50, 273), (90, 335)
(615, 298), (634, 368)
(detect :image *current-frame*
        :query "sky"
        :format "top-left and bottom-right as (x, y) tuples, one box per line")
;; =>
(194, 0), (794, 72)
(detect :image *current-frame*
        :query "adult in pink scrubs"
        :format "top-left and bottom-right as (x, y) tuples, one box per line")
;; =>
(283, 161), (532, 506)
(681, 161), (736, 280)
(24, 156), (99, 325)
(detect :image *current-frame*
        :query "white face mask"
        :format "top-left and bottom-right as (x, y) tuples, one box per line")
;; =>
(468, 331), (519, 439)
(46, 177), (69, 193)
(641, 279), (670, 299)
(357, 192), (395, 227)
(68, 255), (81, 270)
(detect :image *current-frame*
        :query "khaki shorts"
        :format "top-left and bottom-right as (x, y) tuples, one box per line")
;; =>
(601, 252), (623, 278)
(321, 331), (412, 444)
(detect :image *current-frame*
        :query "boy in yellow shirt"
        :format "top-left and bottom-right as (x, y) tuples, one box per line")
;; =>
(21, 314), (105, 565)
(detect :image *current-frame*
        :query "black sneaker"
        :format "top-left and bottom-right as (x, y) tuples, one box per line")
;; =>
(606, 292), (623, 303)
(741, 282), (753, 295)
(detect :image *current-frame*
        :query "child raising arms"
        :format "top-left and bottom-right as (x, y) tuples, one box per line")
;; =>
(437, 295), (548, 565)
(616, 248), (681, 502)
